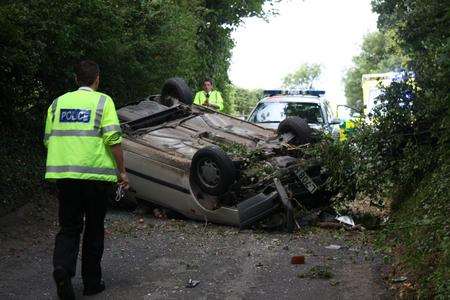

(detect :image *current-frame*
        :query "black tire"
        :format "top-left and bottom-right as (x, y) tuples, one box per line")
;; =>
(277, 116), (313, 145)
(161, 77), (193, 106)
(191, 146), (237, 196)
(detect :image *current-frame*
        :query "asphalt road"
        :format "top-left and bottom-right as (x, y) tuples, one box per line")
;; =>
(0, 203), (392, 300)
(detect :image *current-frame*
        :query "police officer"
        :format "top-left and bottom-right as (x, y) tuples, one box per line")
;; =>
(193, 78), (224, 111)
(44, 60), (129, 299)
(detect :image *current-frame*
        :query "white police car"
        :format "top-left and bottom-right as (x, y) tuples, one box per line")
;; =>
(247, 90), (340, 138)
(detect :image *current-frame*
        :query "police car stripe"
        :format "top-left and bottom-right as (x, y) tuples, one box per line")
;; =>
(101, 125), (122, 134)
(94, 95), (107, 131)
(46, 165), (117, 175)
(51, 97), (59, 122)
(50, 130), (101, 137)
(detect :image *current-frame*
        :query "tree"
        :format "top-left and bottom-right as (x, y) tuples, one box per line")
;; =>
(368, 1), (450, 297)
(282, 63), (322, 90)
(0, 0), (278, 215)
(342, 30), (407, 108)
(0, 0), (277, 123)
(226, 85), (263, 117)
(195, 0), (277, 111)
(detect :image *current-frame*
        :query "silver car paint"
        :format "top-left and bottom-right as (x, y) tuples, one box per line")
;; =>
(119, 100), (279, 226)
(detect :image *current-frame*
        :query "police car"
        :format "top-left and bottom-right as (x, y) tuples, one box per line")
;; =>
(247, 90), (340, 138)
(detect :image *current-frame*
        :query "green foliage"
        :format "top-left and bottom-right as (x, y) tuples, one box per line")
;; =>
(377, 157), (450, 298)
(369, 1), (450, 296)
(297, 265), (334, 279)
(305, 136), (357, 205)
(0, 110), (48, 216)
(0, 0), (276, 121)
(342, 30), (407, 108)
(225, 85), (263, 117)
(326, 1), (449, 204)
(0, 0), (276, 215)
(194, 0), (276, 104)
(0, 0), (201, 119)
(282, 63), (322, 90)
(316, 1), (449, 296)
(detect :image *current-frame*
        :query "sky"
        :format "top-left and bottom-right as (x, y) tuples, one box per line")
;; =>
(229, 0), (378, 106)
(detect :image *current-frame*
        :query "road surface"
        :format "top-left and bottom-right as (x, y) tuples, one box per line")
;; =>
(0, 201), (392, 299)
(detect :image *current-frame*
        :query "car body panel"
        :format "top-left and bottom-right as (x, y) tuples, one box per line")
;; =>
(119, 96), (325, 227)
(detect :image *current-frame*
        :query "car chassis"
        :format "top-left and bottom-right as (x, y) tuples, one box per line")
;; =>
(118, 80), (328, 230)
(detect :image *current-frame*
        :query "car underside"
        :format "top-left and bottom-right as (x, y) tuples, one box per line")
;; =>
(117, 78), (330, 230)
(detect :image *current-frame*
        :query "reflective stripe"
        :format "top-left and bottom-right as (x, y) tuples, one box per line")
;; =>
(50, 130), (101, 137)
(46, 165), (117, 175)
(44, 133), (50, 142)
(102, 124), (122, 134)
(51, 98), (59, 122)
(94, 95), (106, 131)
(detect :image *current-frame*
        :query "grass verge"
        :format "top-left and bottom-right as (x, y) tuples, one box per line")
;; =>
(376, 157), (450, 298)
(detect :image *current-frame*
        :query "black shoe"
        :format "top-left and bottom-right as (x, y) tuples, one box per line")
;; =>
(83, 280), (105, 296)
(53, 267), (75, 300)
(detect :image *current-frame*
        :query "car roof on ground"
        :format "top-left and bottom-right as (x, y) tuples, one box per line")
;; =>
(258, 95), (322, 104)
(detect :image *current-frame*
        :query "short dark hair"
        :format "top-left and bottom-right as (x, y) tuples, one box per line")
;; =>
(203, 78), (213, 85)
(75, 60), (99, 87)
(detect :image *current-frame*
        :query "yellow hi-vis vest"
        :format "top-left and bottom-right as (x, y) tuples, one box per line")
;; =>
(44, 87), (122, 182)
(339, 119), (356, 141)
(193, 90), (224, 111)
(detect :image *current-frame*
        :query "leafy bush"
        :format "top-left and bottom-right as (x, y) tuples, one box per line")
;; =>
(377, 156), (450, 298)
(0, 0), (275, 216)
(225, 84), (263, 117)
(325, 0), (449, 296)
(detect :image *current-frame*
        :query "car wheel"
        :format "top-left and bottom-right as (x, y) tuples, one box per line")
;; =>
(191, 146), (237, 196)
(277, 116), (313, 145)
(161, 77), (193, 106)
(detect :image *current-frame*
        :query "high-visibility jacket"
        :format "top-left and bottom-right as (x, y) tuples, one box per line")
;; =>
(193, 90), (224, 111)
(339, 119), (356, 141)
(44, 87), (122, 182)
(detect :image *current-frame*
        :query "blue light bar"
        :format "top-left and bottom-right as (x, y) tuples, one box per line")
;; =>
(263, 90), (325, 97)
(305, 90), (325, 97)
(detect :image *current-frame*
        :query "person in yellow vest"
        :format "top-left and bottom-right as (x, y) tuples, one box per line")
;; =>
(193, 78), (224, 111)
(339, 119), (357, 141)
(44, 60), (128, 299)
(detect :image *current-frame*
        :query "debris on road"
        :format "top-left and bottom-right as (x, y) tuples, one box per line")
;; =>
(317, 221), (345, 230)
(291, 256), (305, 264)
(392, 276), (407, 283)
(297, 210), (320, 226)
(274, 178), (294, 233)
(153, 208), (167, 220)
(298, 265), (334, 279)
(317, 220), (365, 231)
(329, 279), (340, 286)
(186, 279), (200, 288)
(325, 244), (342, 250)
(335, 215), (355, 227)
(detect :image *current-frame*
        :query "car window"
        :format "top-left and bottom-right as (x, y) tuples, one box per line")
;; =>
(249, 102), (323, 124)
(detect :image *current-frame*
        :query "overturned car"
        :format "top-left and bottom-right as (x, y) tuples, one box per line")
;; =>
(118, 78), (330, 229)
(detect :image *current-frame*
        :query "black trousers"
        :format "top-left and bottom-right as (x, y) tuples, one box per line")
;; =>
(53, 179), (111, 286)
